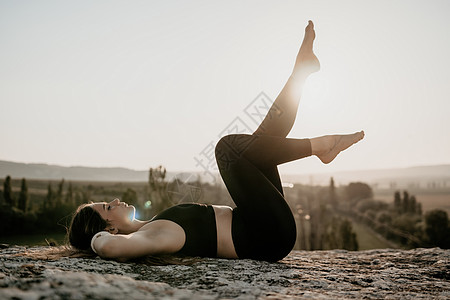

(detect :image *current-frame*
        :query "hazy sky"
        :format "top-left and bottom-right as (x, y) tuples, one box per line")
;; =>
(1, 0), (449, 177)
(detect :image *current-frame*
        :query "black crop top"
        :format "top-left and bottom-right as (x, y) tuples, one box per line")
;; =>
(151, 203), (217, 257)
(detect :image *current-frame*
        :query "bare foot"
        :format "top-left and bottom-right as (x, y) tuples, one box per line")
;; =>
(293, 20), (320, 77)
(312, 131), (365, 164)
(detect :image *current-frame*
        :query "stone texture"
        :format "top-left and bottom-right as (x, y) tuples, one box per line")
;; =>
(0, 246), (449, 299)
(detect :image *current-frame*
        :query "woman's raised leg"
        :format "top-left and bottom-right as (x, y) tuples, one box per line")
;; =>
(253, 20), (320, 137)
(215, 21), (365, 261)
(249, 20), (320, 195)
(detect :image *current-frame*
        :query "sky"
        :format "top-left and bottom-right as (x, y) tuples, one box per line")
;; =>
(1, 0), (449, 178)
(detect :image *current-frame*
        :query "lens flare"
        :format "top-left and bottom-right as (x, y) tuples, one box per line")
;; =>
(144, 201), (152, 209)
(128, 206), (137, 221)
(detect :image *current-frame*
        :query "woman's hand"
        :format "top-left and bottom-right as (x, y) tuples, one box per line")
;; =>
(91, 231), (114, 256)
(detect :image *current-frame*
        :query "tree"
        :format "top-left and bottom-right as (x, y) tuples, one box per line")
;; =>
(148, 165), (172, 214)
(3, 175), (15, 207)
(394, 190), (419, 215)
(402, 191), (410, 214)
(322, 217), (359, 251)
(340, 219), (359, 251)
(345, 182), (373, 202)
(44, 183), (54, 209)
(322, 217), (340, 249)
(329, 177), (337, 207)
(65, 182), (74, 206)
(425, 209), (449, 248)
(409, 196), (417, 214)
(56, 179), (65, 206)
(18, 178), (29, 212)
(394, 191), (401, 213)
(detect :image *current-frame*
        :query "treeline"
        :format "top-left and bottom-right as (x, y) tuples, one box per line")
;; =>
(2, 170), (449, 250)
(0, 166), (206, 238)
(0, 175), (109, 237)
(289, 178), (449, 251)
(291, 178), (360, 251)
(345, 183), (449, 249)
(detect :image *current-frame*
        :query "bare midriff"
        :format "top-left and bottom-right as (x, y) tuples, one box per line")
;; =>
(212, 205), (238, 258)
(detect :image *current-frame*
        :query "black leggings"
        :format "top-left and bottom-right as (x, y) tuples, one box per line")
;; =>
(215, 71), (314, 261)
(215, 133), (311, 261)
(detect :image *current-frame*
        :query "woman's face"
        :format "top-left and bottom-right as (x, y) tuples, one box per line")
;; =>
(91, 198), (136, 233)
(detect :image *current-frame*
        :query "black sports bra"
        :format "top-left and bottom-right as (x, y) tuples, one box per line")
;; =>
(151, 203), (217, 257)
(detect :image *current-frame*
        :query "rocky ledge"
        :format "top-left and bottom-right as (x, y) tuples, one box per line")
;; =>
(0, 246), (449, 299)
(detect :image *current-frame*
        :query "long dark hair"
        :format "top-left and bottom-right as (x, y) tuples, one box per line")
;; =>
(67, 204), (108, 251)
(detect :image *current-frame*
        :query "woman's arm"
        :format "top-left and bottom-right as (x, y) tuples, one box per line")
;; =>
(91, 221), (185, 260)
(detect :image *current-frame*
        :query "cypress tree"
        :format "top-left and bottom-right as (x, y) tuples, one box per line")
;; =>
(340, 219), (359, 251)
(45, 183), (54, 209)
(56, 179), (64, 206)
(3, 175), (15, 207)
(18, 178), (29, 212)
(65, 182), (74, 206)
(409, 196), (417, 214)
(394, 191), (401, 213)
(329, 177), (337, 207)
(402, 191), (410, 214)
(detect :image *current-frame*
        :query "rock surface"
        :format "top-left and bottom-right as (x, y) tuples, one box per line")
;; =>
(0, 246), (449, 299)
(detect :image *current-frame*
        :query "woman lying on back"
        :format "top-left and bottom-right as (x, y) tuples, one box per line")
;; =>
(67, 20), (364, 262)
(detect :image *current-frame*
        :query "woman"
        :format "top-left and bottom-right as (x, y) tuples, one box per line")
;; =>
(68, 20), (364, 262)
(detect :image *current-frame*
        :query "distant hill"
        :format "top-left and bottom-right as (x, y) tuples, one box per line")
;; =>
(0, 160), (213, 183)
(282, 164), (450, 189)
(0, 160), (151, 182)
(1, 160), (449, 189)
